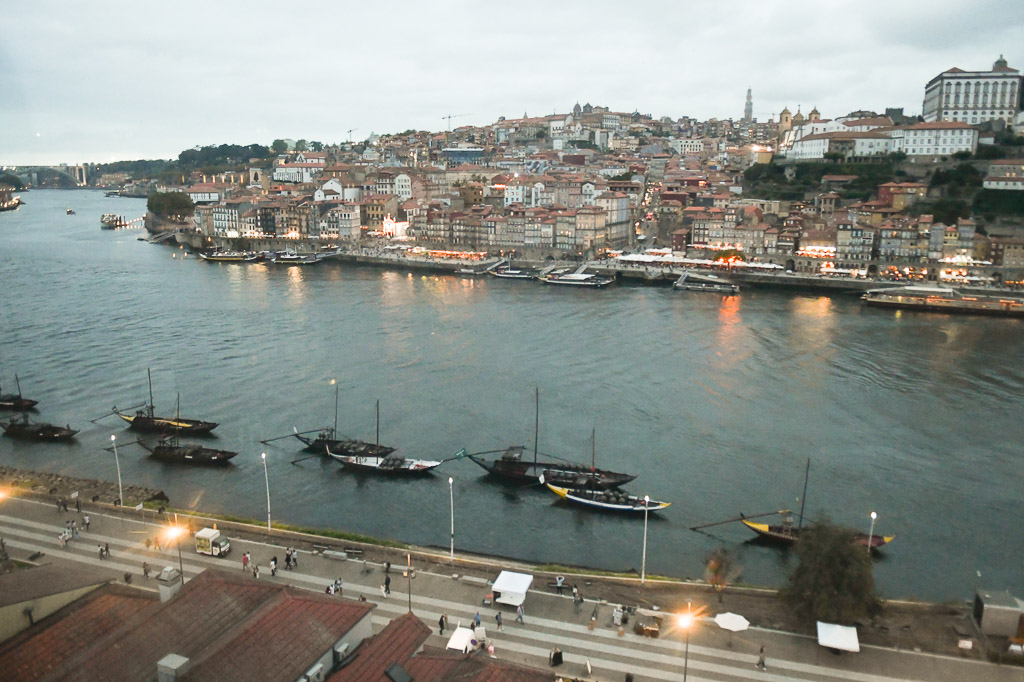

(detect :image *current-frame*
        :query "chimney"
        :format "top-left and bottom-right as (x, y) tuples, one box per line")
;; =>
(157, 654), (190, 681)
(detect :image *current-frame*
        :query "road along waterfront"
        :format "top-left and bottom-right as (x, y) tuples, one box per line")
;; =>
(0, 491), (1019, 682)
(1, 190), (1023, 601)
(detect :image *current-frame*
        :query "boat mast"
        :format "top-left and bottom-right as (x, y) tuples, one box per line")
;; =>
(375, 399), (380, 447)
(147, 368), (155, 417)
(591, 427), (596, 471)
(798, 458), (810, 531)
(14, 373), (22, 399)
(533, 387), (539, 467)
(333, 384), (339, 437)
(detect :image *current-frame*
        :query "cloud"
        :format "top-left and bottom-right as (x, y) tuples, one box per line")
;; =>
(2, 0), (1023, 164)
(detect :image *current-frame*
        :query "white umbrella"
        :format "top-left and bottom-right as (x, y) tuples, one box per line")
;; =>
(714, 612), (750, 646)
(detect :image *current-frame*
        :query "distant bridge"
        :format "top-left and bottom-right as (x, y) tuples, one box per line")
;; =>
(11, 165), (88, 186)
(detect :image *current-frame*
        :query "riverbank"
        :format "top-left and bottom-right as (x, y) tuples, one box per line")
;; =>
(0, 466), (992, 661)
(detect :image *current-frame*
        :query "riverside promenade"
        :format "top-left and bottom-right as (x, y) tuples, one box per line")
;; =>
(1, 492), (1019, 682)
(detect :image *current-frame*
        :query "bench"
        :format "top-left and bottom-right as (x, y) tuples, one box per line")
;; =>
(323, 550), (347, 561)
(343, 547), (363, 556)
(312, 544), (330, 555)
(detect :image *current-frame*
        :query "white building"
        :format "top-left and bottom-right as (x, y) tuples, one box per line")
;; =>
(923, 56), (1022, 125)
(890, 121), (978, 158)
(320, 204), (361, 240)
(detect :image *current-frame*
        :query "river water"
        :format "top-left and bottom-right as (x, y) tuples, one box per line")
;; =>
(2, 190), (1022, 601)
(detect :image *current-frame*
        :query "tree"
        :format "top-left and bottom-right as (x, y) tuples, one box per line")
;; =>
(781, 518), (879, 626)
(271, 139), (288, 154)
(294, 139), (308, 152)
(888, 151), (908, 163)
(309, 141), (324, 152)
(704, 548), (742, 602)
(951, 150), (972, 161)
(147, 191), (195, 219)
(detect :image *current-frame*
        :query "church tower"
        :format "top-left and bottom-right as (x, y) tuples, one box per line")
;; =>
(743, 88), (753, 123)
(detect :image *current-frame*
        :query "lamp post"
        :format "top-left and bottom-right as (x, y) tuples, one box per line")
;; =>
(261, 453), (271, 531)
(448, 476), (454, 564)
(679, 601), (693, 682)
(641, 494), (650, 585)
(111, 435), (123, 506)
(867, 511), (877, 555)
(165, 526), (185, 586)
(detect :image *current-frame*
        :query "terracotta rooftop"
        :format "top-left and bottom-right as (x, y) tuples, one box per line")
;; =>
(1, 569), (373, 682)
(0, 583), (158, 682)
(0, 563), (112, 609)
(404, 647), (555, 682)
(327, 612), (429, 681)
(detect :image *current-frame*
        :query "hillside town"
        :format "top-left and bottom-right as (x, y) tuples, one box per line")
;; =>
(6, 57), (1024, 283)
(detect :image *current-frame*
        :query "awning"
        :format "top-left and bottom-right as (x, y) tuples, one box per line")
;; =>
(492, 570), (534, 606)
(817, 622), (860, 652)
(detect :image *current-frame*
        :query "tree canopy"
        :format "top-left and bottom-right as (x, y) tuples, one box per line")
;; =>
(147, 191), (195, 218)
(177, 144), (270, 171)
(781, 518), (879, 626)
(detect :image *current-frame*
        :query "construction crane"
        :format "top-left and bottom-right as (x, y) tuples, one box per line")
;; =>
(442, 114), (471, 132)
(346, 128), (359, 143)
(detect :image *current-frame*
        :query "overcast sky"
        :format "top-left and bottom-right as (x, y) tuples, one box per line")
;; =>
(2, 0), (1023, 166)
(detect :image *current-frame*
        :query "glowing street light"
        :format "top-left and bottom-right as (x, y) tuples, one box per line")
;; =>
(164, 525), (186, 586)
(678, 601), (694, 682)
(261, 453), (271, 531)
(448, 476), (455, 564)
(867, 511), (877, 555)
(641, 495), (650, 585)
(111, 435), (123, 506)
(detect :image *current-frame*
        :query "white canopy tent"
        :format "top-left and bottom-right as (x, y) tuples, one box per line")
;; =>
(445, 626), (478, 654)
(491, 570), (534, 607)
(816, 622), (860, 652)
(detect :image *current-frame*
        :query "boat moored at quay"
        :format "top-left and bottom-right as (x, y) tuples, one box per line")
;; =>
(198, 250), (258, 263)
(538, 264), (615, 288)
(861, 285), (1024, 317)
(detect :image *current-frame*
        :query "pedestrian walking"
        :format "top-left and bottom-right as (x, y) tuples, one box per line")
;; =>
(384, 561), (390, 574)
(284, 548), (292, 569)
(333, 578), (343, 596)
(438, 614), (447, 635)
(515, 604), (524, 624)
(495, 612), (503, 631)
(61, 499), (68, 513)
(83, 514), (90, 531)
(252, 564), (260, 579)
(65, 520), (71, 535)
(270, 557), (277, 576)
(326, 583), (335, 595)
(153, 537), (161, 552)
(384, 574), (391, 596)
(75, 497), (81, 512)
(71, 521), (79, 538)
(555, 575), (565, 594)
(474, 611), (481, 628)
(55, 498), (62, 514)
(145, 537), (152, 550)
(756, 645), (767, 671)
(105, 543), (110, 558)
(98, 544), (105, 560)
(242, 552), (249, 571)
(291, 550), (297, 569)
(143, 562), (151, 579)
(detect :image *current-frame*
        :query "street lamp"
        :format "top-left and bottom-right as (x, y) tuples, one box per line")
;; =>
(261, 453), (271, 531)
(678, 601), (694, 682)
(165, 525), (186, 586)
(111, 435), (123, 506)
(641, 495), (650, 585)
(448, 476), (454, 564)
(867, 511), (877, 555)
